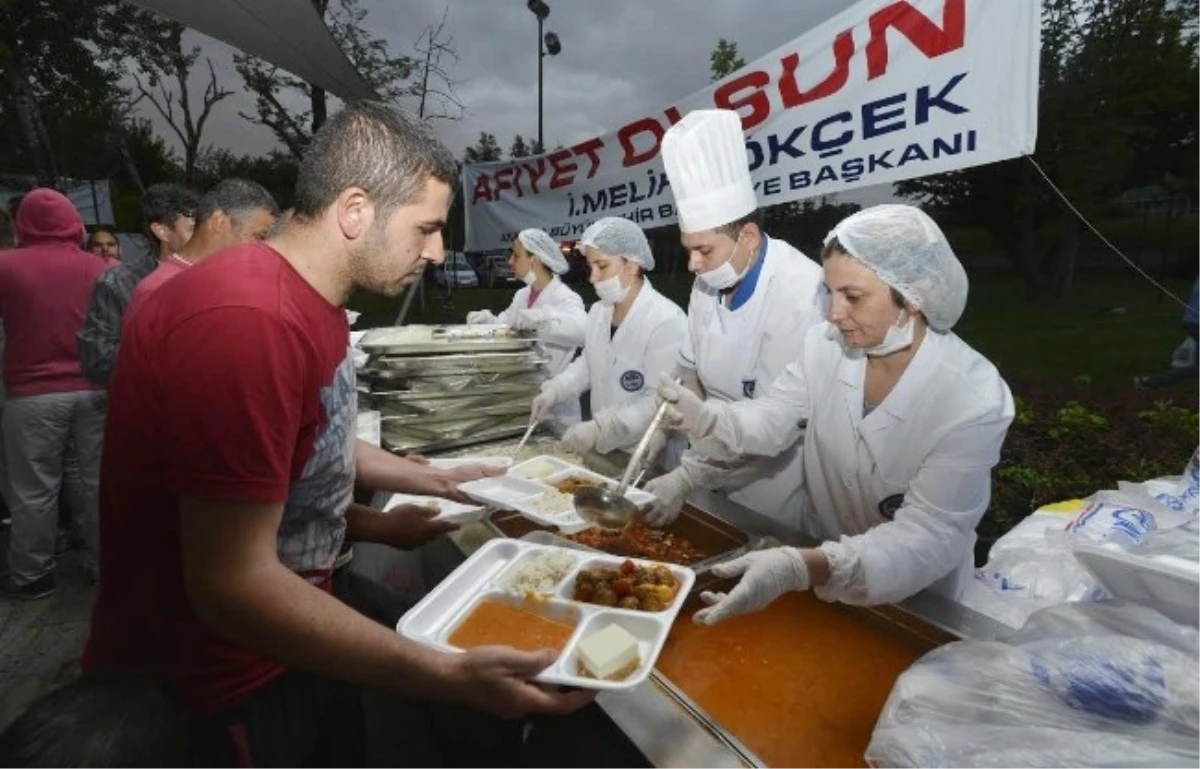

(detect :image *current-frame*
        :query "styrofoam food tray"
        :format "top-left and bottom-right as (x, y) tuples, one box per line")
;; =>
(1073, 541), (1199, 627)
(397, 538), (695, 691)
(383, 492), (486, 525)
(427, 456), (514, 471)
(492, 456), (656, 529)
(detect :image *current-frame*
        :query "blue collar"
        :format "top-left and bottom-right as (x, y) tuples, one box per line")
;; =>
(724, 235), (769, 311)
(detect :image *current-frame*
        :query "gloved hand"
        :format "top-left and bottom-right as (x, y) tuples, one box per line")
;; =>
(466, 309), (497, 325)
(658, 376), (718, 439)
(511, 308), (547, 331)
(641, 467), (693, 528)
(693, 547), (810, 626)
(561, 421), (600, 454)
(530, 387), (561, 423)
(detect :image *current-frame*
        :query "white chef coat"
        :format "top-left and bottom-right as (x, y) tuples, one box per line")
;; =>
(551, 278), (687, 456)
(713, 323), (1015, 605)
(497, 276), (587, 424)
(678, 235), (823, 529)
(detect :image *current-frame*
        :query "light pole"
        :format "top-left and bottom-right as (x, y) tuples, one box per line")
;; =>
(527, 0), (561, 151)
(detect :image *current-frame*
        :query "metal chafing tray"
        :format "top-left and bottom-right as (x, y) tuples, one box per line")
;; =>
(487, 503), (752, 575)
(360, 325), (537, 356)
(647, 577), (958, 768)
(379, 396), (532, 424)
(381, 419), (529, 455)
(367, 352), (546, 377)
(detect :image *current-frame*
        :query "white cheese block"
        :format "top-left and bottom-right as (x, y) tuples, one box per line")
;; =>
(577, 623), (640, 680)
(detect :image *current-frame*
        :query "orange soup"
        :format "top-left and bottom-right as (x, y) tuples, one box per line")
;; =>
(656, 592), (927, 768)
(448, 597), (576, 653)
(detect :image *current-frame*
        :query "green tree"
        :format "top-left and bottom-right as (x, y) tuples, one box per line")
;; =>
(464, 132), (502, 164)
(510, 134), (530, 159)
(233, 0), (415, 157)
(115, 18), (234, 185)
(195, 148), (299, 209)
(710, 38), (746, 81)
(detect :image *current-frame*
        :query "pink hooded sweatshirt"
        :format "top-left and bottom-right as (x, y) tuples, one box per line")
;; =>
(0, 188), (108, 397)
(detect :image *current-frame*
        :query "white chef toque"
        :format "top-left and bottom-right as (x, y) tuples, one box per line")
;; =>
(661, 109), (757, 234)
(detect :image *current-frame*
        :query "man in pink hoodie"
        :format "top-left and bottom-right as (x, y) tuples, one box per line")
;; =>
(0, 189), (108, 600)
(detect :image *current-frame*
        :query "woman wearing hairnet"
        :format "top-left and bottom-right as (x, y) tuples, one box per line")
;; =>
(531, 217), (687, 459)
(467, 228), (587, 424)
(657, 204), (1015, 623)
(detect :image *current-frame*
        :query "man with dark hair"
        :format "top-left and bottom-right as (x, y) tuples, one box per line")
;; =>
(128, 178), (279, 310)
(87, 224), (122, 265)
(0, 190), (108, 599)
(85, 101), (592, 765)
(76, 183), (198, 386)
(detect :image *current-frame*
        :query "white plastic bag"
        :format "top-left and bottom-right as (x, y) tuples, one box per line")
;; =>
(866, 602), (1200, 768)
(961, 510), (1109, 629)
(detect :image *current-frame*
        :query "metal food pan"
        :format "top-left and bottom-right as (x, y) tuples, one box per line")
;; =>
(368, 352), (545, 376)
(382, 420), (529, 455)
(379, 398), (531, 424)
(365, 375), (544, 399)
(362, 337), (537, 356)
(487, 502), (750, 575)
(368, 391), (539, 414)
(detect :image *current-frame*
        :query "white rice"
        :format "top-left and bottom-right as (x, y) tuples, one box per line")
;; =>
(511, 459), (560, 481)
(497, 551), (577, 596)
(528, 488), (576, 517)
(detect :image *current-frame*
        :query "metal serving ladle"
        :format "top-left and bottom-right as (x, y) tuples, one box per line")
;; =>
(573, 389), (673, 530)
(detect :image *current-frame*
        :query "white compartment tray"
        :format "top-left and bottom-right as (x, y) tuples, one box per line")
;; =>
(383, 492), (486, 525)
(460, 455), (655, 530)
(397, 539), (695, 691)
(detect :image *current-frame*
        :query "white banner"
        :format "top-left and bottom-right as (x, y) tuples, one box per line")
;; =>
(463, 0), (1040, 251)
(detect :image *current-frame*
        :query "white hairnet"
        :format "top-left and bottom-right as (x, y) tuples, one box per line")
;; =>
(578, 217), (655, 270)
(517, 228), (568, 274)
(825, 204), (968, 331)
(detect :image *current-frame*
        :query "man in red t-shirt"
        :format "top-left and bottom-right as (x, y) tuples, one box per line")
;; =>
(83, 101), (593, 765)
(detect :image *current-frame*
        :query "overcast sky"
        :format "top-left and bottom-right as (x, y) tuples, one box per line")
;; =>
(141, 0), (897, 204)
(151, 1), (850, 158)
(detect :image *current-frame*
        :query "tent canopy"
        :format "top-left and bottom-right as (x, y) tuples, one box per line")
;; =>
(127, 0), (376, 100)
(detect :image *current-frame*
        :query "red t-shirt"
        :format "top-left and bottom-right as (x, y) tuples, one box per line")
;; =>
(83, 242), (355, 717)
(126, 254), (191, 323)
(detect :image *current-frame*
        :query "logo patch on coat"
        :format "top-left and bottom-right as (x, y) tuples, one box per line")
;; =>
(742, 379), (756, 398)
(620, 370), (644, 392)
(878, 494), (905, 520)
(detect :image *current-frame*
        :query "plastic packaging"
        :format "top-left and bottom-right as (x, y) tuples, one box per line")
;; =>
(960, 509), (1109, 629)
(866, 602), (1200, 768)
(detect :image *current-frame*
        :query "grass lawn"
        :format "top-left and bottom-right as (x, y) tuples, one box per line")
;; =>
(350, 269), (1194, 383)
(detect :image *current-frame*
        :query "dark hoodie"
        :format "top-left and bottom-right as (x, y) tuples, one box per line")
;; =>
(0, 188), (107, 397)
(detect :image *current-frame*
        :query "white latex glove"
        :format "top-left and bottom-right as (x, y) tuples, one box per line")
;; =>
(530, 387), (561, 423)
(511, 308), (547, 331)
(693, 547), (810, 626)
(641, 468), (693, 528)
(561, 421), (600, 454)
(657, 375), (718, 439)
(466, 309), (497, 325)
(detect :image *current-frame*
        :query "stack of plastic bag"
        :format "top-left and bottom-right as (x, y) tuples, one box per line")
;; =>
(866, 602), (1200, 768)
(961, 448), (1199, 629)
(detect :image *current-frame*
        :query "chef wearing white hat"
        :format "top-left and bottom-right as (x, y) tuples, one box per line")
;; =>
(641, 109), (824, 531)
(467, 228), (588, 425)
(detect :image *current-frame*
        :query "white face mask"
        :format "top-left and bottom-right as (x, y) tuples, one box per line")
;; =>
(520, 268), (537, 286)
(594, 273), (629, 306)
(698, 234), (747, 291)
(865, 309), (915, 357)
